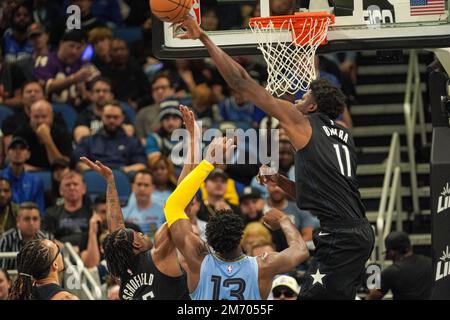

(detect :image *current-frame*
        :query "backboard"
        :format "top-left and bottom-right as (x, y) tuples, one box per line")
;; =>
(152, 0), (450, 59)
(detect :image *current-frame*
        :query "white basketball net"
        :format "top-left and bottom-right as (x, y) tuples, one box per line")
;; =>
(250, 16), (332, 97)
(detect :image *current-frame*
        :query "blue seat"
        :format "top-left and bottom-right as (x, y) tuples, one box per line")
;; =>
(83, 169), (131, 203)
(0, 104), (14, 129)
(52, 103), (78, 132)
(120, 101), (136, 124)
(29, 171), (52, 192)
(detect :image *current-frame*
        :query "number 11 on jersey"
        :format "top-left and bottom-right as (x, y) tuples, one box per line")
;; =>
(333, 144), (352, 177)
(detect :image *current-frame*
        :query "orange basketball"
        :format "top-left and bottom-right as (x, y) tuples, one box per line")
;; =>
(150, 0), (192, 23)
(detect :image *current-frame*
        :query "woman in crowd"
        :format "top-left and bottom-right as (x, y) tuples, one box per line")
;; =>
(0, 268), (12, 300)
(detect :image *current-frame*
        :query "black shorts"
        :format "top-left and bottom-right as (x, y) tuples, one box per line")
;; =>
(299, 218), (375, 300)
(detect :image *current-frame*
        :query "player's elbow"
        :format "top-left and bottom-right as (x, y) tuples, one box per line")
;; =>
(290, 242), (309, 266)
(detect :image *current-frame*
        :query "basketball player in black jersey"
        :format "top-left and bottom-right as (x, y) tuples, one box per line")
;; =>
(9, 239), (79, 300)
(178, 16), (375, 300)
(79, 157), (189, 300)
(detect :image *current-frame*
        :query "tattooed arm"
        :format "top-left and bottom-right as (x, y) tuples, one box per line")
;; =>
(79, 157), (125, 231)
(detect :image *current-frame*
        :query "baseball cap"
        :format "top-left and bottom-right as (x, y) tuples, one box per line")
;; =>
(206, 168), (228, 181)
(385, 231), (411, 252)
(239, 187), (262, 202)
(27, 23), (45, 38)
(60, 29), (87, 43)
(271, 275), (300, 295)
(158, 100), (183, 121)
(8, 137), (29, 150)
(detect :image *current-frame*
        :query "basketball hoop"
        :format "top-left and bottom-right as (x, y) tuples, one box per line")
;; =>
(249, 12), (335, 97)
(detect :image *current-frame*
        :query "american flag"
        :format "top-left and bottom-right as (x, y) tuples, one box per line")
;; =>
(410, 0), (446, 16)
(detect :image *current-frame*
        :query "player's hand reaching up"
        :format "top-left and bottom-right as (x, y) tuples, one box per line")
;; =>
(176, 15), (204, 40)
(263, 208), (290, 231)
(205, 137), (236, 165)
(80, 157), (114, 183)
(180, 105), (200, 141)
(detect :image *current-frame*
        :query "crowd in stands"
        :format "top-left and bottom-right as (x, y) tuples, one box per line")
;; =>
(0, 0), (362, 300)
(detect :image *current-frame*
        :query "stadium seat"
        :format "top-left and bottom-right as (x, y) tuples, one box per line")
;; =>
(52, 103), (78, 132)
(83, 169), (131, 203)
(0, 104), (14, 129)
(29, 171), (52, 192)
(120, 101), (136, 124)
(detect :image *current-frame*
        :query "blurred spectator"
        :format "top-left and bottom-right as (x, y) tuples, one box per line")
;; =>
(0, 202), (54, 270)
(46, 158), (70, 207)
(0, 178), (18, 236)
(90, 0), (124, 27)
(2, 3), (33, 64)
(0, 137), (45, 213)
(123, 0), (151, 26)
(241, 221), (272, 254)
(31, 0), (64, 46)
(271, 275), (300, 300)
(368, 231), (433, 300)
(73, 77), (134, 144)
(250, 239), (276, 257)
(267, 182), (318, 242)
(0, 46), (24, 108)
(33, 29), (94, 111)
(270, 0), (296, 15)
(145, 100), (184, 170)
(191, 83), (222, 128)
(88, 27), (113, 69)
(0, 268), (12, 300)
(43, 170), (91, 249)
(197, 169), (241, 224)
(13, 99), (72, 171)
(148, 155), (177, 207)
(74, 101), (146, 174)
(239, 187), (266, 225)
(99, 38), (150, 110)
(135, 74), (176, 139)
(219, 88), (266, 129)
(122, 170), (165, 239)
(67, 0), (106, 33)
(201, 7), (220, 31)
(80, 194), (108, 268)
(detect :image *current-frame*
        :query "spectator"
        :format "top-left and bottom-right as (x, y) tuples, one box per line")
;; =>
(191, 83), (222, 128)
(13, 99), (72, 171)
(80, 194), (108, 268)
(271, 275), (300, 300)
(99, 38), (151, 109)
(148, 154), (177, 207)
(0, 268), (12, 300)
(197, 168), (241, 224)
(267, 182), (319, 242)
(43, 171), (91, 249)
(241, 221), (272, 254)
(135, 74), (176, 139)
(0, 202), (54, 270)
(219, 88), (266, 129)
(33, 29), (94, 111)
(0, 46), (24, 109)
(2, 3), (33, 64)
(73, 77), (134, 144)
(0, 137), (45, 213)
(68, 0), (106, 32)
(145, 100), (184, 169)
(88, 27), (113, 69)
(368, 231), (433, 300)
(74, 101), (146, 174)
(270, 0), (296, 16)
(46, 158), (70, 207)
(239, 187), (267, 225)
(201, 7), (220, 31)
(122, 170), (165, 239)
(0, 178), (18, 236)
(31, 0), (64, 46)
(250, 239), (276, 257)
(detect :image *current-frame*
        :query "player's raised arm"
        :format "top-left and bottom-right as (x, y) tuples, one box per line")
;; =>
(164, 138), (236, 272)
(259, 209), (309, 278)
(79, 157), (125, 232)
(177, 16), (304, 127)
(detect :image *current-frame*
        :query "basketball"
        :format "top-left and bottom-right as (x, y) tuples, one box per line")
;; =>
(150, 0), (192, 23)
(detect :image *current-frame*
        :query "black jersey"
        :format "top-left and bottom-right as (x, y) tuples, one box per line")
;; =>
(119, 250), (190, 300)
(295, 113), (365, 226)
(33, 283), (66, 300)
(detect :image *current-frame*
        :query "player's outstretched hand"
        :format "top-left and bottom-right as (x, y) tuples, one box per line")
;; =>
(256, 164), (280, 186)
(263, 208), (289, 231)
(176, 15), (204, 40)
(205, 137), (236, 165)
(180, 104), (200, 140)
(79, 157), (114, 182)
